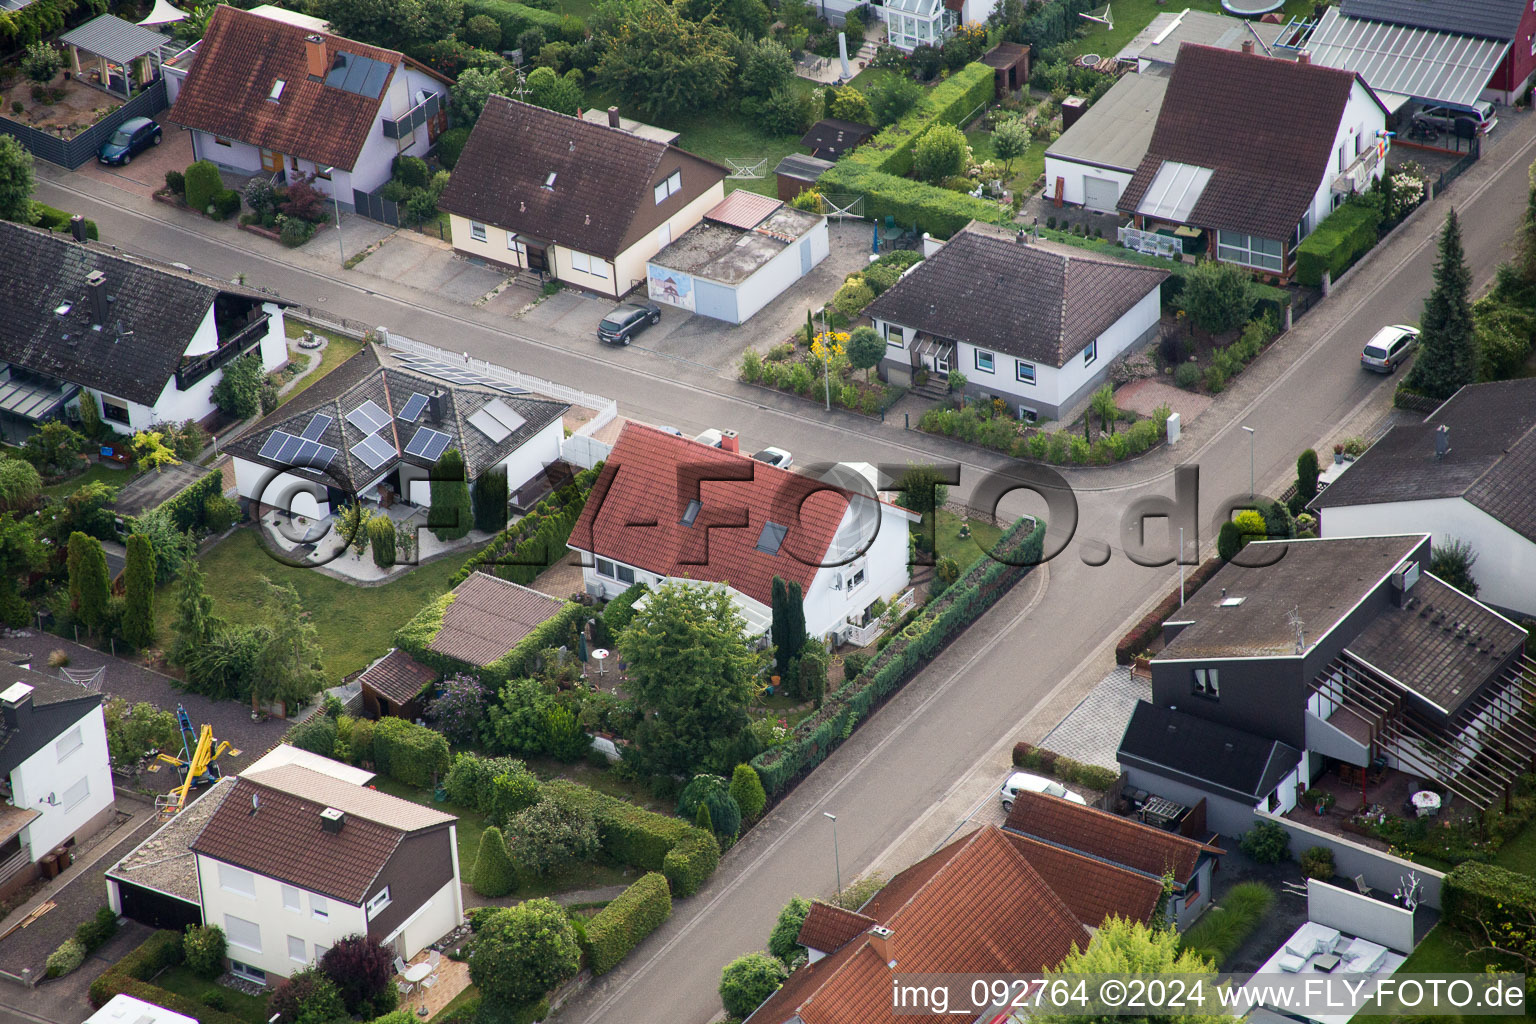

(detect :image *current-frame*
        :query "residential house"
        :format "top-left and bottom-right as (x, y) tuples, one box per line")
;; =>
(1123, 534), (1535, 831)
(1003, 790), (1224, 928)
(0, 221), (290, 443)
(167, 5), (451, 204)
(566, 423), (919, 643)
(87, 994), (201, 1024)
(227, 345), (568, 521)
(1116, 10), (1294, 73)
(1307, 0), (1536, 106)
(1118, 44), (1388, 280)
(421, 572), (567, 671)
(1044, 72), (1169, 213)
(799, 119), (874, 161)
(646, 191), (829, 325)
(438, 97), (728, 298)
(111, 761), (462, 983)
(866, 222), (1168, 422)
(356, 649), (439, 722)
(744, 826), (1103, 1024)
(0, 651), (114, 900)
(1308, 380), (1536, 620)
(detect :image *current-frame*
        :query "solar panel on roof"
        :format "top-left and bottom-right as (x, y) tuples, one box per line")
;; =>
(349, 433), (394, 471)
(360, 59), (391, 99)
(482, 398), (526, 433)
(341, 54), (370, 92)
(467, 408), (510, 443)
(276, 433), (305, 464)
(398, 393), (430, 422)
(405, 426), (452, 462)
(346, 400), (390, 434)
(301, 414), (333, 441)
(259, 432), (287, 459)
(295, 440), (321, 466)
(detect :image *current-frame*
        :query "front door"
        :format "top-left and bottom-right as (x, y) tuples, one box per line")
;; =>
(260, 148), (283, 173)
(526, 244), (549, 272)
(932, 351), (950, 373)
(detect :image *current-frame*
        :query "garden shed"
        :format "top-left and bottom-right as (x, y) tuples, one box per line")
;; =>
(60, 14), (168, 100)
(775, 153), (834, 203)
(981, 42), (1030, 97)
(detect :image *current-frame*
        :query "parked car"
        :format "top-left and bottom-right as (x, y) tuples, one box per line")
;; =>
(998, 771), (1087, 813)
(752, 447), (793, 469)
(1361, 324), (1419, 373)
(1412, 101), (1497, 136)
(97, 117), (162, 166)
(597, 301), (661, 345)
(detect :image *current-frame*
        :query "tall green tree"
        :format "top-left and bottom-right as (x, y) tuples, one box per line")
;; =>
(428, 448), (473, 541)
(1181, 261), (1256, 335)
(470, 825), (516, 897)
(254, 578), (327, 715)
(0, 135), (36, 225)
(1520, 158), (1536, 285)
(677, 0), (769, 39)
(595, 0), (736, 119)
(525, 66), (584, 116)
(471, 464), (509, 533)
(1295, 448), (1320, 504)
(1038, 918), (1223, 1024)
(121, 534), (156, 649)
(617, 581), (760, 777)
(718, 953), (786, 1019)
(211, 352), (265, 420)
(767, 895), (811, 962)
(785, 579), (805, 651)
(450, 66), (505, 128)
(171, 557), (220, 665)
(1406, 209), (1478, 400)
(770, 576), (790, 678)
(913, 123), (968, 183)
(0, 514), (41, 627)
(847, 326), (884, 382)
(312, 0), (462, 50)
(67, 532), (110, 634)
(468, 900), (580, 1006)
(992, 118), (1030, 173)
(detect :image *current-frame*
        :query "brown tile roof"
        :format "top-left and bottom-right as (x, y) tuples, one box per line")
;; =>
(242, 764), (456, 831)
(1000, 830), (1163, 927)
(1003, 791), (1222, 886)
(796, 902), (874, 955)
(1118, 44), (1377, 240)
(437, 97), (728, 261)
(748, 828), (1092, 1024)
(863, 224), (1167, 367)
(429, 573), (568, 667)
(169, 5), (410, 169)
(566, 423), (853, 607)
(357, 649), (438, 705)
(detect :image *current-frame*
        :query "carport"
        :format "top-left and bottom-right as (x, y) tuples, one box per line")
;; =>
(60, 14), (167, 100)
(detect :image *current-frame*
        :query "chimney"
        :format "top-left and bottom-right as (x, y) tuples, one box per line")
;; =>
(607, 106), (620, 129)
(69, 215), (87, 242)
(0, 682), (34, 732)
(427, 390), (446, 423)
(720, 429), (739, 454)
(868, 926), (895, 966)
(85, 269), (109, 328)
(1060, 95), (1088, 131)
(1241, 39), (1254, 54)
(320, 807), (346, 833)
(1297, 50), (1311, 64)
(305, 34), (327, 80)
(1434, 424), (1451, 459)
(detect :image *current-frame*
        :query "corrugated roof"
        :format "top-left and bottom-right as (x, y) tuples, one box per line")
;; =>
(1137, 160), (1214, 221)
(60, 14), (167, 64)
(1306, 6), (1509, 109)
(429, 573), (567, 667)
(704, 191), (783, 231)
(1047, 72), (1169, 173)
(1340, 0), (1527, 41)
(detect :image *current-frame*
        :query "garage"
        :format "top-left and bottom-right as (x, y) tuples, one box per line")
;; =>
(1043, 73), (1168, 210)
(1083, 176), (1121, 213)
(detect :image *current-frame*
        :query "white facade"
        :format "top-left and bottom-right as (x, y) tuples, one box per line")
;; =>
(1318, 496), (1536, 618)
(10, 704), (114, 863)
(1040, 158), (1133, 212)
(647, 217), (830, 325)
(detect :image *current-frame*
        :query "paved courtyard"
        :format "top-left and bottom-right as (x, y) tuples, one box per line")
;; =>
(348, 231), (510, 304)
(72, 116), (193, 200)
(1037, 666), (1148, 770)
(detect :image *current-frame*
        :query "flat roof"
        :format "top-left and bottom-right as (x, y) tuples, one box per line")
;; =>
(87, 994), (202, 1024)
(107, 777), (235, 904)
(1046, 72), (1169, 172)
(240, 743), (375, 786)
(1306, 6), (1509, 111)
(649, 205), (822, 285)
(246, 3), (329, 30)
(1118, 10), (1294, 64)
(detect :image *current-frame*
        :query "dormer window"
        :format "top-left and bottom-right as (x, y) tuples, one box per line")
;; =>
(543, 172), (557, 190)
(269, 79), (285, 102)
(653, 170), (681, 204)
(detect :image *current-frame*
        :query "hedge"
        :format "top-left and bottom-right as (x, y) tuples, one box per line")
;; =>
(1442, 861), (1536, 938)
(816, 160), (1009, 239)
(156, 470), (226, 535)
(543, 780), (719, 896)
(451, 467), (599, 587)
(90, 931), (248, 1024)
(34, 203), (99, 239)
(1114, 557), (1222, 665)
(843, 63), (994, 178)
(371, 716), (450, 787)
(752, 516), (1046, 797)
(395, 592), (587, 691)
(585, 872), (672, 974)
(460, 0), (563, 43)
(1295, 203), (1382, 289)
(1011, 741), (1120, 791)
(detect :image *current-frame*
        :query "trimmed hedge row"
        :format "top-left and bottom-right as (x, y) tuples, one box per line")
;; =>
(752, 517), (1046, 797)
(34, 203), (99, 240)
(1295, 203), (1382, 289)
(157, 470), (226, 535)
(1113, 558), (1222, 665)
(90, 931), (248, 1024)
(585, 872), (672, 974)
(372, 716), (450, 787)
(461, 0), (564, 40)
(816, 160), (1009, 239)
(452, 467), (599, 587)
(845, 63), (994, 178)
(395, 593), (588, 690)
(1011, 741), (1120, 791)
(544, 780), (719, 896)
(1443, 861), (1536, 938)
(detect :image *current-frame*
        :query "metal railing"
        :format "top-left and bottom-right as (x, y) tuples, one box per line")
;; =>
(383, 332), (617, 415)
(839, 587), (917, 647)
(1331, 143), (1385, 194)
(1117, 225), (1183, 259)
(175, 312), (272, 390)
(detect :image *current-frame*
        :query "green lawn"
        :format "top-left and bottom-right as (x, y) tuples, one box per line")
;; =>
(525, 756), (671, 814)
(965, 127), (1047, 197)
(39, 462), (137, 500)
(1351, 925), (1527, 1024)
(281, 321), (365, 407)
(152, 527), (473, 681)
(934, 508), (1004, 566)
(151, 965), (271, 1024)
(1493, 811), (1536, 874)
(1058, 0), (1316, 59)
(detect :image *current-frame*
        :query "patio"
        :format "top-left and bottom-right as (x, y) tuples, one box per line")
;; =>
(59, 14), (169, 101)
(259, 502), (491, 583)
(395, 949), (470, 1019)
(1285, 761), (1478, 850)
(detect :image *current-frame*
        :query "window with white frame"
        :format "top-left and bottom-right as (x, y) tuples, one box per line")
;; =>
(470, 221), (487, 242)
(1083, 338), (1097, 366)
(882, 323), (904, 347)
(653, 170), (682, 204)
(310, 894), (329, 920)
(595, 557), (616, 579)
(287, 936), (307, 964)
(63, 776), (89, 811)
(101, 396), (130, 425)
(225, 915), (262, 953)
(366, 886), (391, 919)
(1018, 405), (1037, 423)
(507, 232), (525, 258)
(658, 223), (671, 247)
(219, 863), (256, 898)
(1015, 360), (1035, 384)
(1217, 230), (1284, 273)
(974, 349), (994, 373)
(1192, 667), (1220, 699)
(570, 251), (610, 279)
(55, 726), (83, 761)
(849, 568), (865, 588)
(616, 564), (635, 585)
(313, 943), (329, 962)
(229, 962), (265, 984)
(281, 883), (302, 912)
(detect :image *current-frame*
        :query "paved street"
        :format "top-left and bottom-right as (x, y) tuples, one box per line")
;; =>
(19, 117), (1536, 1024)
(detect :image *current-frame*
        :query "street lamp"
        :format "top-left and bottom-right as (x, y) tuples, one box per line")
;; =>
(1241, 425), (1255, 498)
(323, 166), (343, 262)
(823, 812), (841, 899)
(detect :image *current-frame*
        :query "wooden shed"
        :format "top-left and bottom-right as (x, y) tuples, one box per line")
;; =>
(982, 42), (1031, 97)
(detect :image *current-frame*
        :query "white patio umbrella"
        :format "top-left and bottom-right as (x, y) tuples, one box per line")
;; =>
(137, 0), (187, 28)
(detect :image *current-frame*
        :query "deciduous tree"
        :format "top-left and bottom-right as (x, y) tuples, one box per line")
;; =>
(0, 514), (41, 627)
(991, 118), (1030, 173)
(452, 66), (506, 127)
(253, 577), (327, 714)
(596, 0), (736, 119)
(768, 895), (811, 961)
(0, 135), (36, 225)
(1038, 918), (1224, 1024)
(678, 0), (768, 39)
(468, 899), (580, 1004)
(738, 36), (794, 98)
(718, 952), (786, 1019)
(318, 934), (397, 1018)
(1182, 261), (1256, 335)
(847, 325), (884, 382)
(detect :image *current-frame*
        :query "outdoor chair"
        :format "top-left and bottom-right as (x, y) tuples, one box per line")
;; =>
(394, 956), (408, 975)
(396, 980), (414, 996)
(426, 950), (441, 970)
(1353, 874), (1372, 897)
(421, 976), (437, 990)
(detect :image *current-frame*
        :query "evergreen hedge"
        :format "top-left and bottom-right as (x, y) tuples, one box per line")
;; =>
(395, 593), (587, 689)
(1443, 861), (1536, 937)
(450, 467), (600, 586)
(816, 160), (1007, 240)
(369, 516), (396, 567)
(542, 780), (720, 896)
(184, 160), (223, 216)
(1295, 203), (1382, 288)
(157, 470), (225, 535)
(371, 717), (450, 787)
(751, 516), (1046, 797)
(460, 0), (564, 42)
(90, 931), (248, 1024)
(585, 872), (672, 974)
(843, 64), (993, 178)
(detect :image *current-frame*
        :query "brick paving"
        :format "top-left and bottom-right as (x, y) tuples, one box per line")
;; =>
(1037, 666), (1149, 770)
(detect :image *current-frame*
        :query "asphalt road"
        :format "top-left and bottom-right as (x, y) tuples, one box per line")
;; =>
(24, 121), (1536, 1024)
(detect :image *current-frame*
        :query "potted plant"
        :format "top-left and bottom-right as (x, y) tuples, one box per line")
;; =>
(1333, 443), (1345, 464)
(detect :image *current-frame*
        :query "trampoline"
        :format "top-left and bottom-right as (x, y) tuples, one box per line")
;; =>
(1221, 0), (1284, 15)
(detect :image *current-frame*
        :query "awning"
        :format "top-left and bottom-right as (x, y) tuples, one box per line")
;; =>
(138, 0), (187, 27)
(0, 377), (75, 421)
(1306, 6), (1509, 111)
(1137, 161), (1213, 222)
(60, 14), (168, 65)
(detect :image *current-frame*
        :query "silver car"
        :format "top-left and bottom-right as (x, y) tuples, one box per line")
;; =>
(1361, 324), (1419, 373)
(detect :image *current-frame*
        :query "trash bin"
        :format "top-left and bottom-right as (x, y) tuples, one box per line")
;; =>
(41, 853), (59, 879)
(55, 846), (71, 870)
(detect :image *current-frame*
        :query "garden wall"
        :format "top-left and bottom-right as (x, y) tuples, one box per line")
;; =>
(1258, 811), (1444, 909)
(0, 79), (167, 169)
(1307, 878), (1415, 953)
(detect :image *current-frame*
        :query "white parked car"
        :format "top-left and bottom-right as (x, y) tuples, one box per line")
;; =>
(752, 447), (793, 469)
(999, 771), (1087, 812)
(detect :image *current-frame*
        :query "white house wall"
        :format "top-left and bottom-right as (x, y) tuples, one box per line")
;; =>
(191, 132), (265, 175)
(610, 181), (728, 298)
(1319, 497), (1536, 618)
(802, 501), (913, 639)
(735, 219), (830, 324)
(1305, 80), (1388, 240)
(1041, 157), (1133, 211)
(387, 876), (459, 959)
(11, 704), (113, 861)
(233, 457), (329, 512)
(497, 418), (564, 494)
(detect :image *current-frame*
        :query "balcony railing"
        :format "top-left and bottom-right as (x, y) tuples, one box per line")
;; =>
(1332, 140), (1386, 194)
(175, 312), (271, 391)
(1118, 225), (1184, 259)
(383, 91), (442, 141)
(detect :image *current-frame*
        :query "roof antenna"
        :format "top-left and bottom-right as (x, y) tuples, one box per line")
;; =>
(1287, 605), (1305, 654)
(114, 320), (134, 345)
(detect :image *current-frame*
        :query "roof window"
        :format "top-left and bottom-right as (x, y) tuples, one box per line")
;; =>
(269, 79), (285, 102)
(543, 172), (557, 190)
(681, 499), (701, 527)
(756, 522), (787, 555)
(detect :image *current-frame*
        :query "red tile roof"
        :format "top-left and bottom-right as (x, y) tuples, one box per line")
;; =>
(567, 423), (855, 606)
(1003, 791), (1223, 886)
(796, 903), (875, 955)
(1000, 830), (1163, 927)
(357, 649), (437, 706)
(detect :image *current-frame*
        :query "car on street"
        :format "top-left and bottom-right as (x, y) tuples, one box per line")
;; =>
(98, 117), (162, 165)
(597, 301), (661, 345)
(998, 771), (1087, 812)
(752, 447), (793, 469)
(1412, 101), (1497, 136)
(1360, 324), (1419, 373)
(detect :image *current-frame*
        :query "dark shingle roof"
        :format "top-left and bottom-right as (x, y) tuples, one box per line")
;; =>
(429, 573), (567, 667)
(168, 6), (428, 170)
(438, 97), (728, 261)
(0, 222), (282, 406)
(800, 118), (875, 159)
(357, 649), (437, 706)
(862, 225), (1167, 367)
(1340, 0), (1527, 40)
(1003, 791), (1222, 885)
(1118, 45), (1374, 240)
(1310, 379), (1536, 543)
(1117, 702), (1302, 801)
(0, 649), (104, 777)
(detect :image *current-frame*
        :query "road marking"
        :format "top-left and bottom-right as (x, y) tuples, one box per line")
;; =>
(570, 560), (1050, 1024)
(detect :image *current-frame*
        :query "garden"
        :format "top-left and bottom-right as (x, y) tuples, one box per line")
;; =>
(0, 41), (123, 139)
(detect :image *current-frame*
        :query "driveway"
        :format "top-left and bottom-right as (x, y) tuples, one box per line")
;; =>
(348, 231), (511, 304)
(72, 117), (192, 200)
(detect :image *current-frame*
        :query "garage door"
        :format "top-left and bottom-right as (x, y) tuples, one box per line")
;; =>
(1083, 176), (1119, 213)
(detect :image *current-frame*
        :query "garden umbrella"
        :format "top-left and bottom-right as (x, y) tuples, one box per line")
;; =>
(871, 221), (880, 254)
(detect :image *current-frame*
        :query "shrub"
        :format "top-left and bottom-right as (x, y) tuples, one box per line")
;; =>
(505, 788), (600, 875)
(371, 716), (449, 787)
(1238, 820), (1291, 864)
(730, 763), (767, 822)
(165, 169), (185, 195)
(46, 938), (87, 978)
(912, 122), (968, 183)
(318, 934), (397, 1018)
(1295, 202), (1382, 288)
(268, 967), (345, 1024)
(21, 41), (62, 83)
(768, 895), (811, 962)
(1182, 261), (1256, 335)
(368, 515), (396, 567)
(1299, 846), (1335, 881)
(75, 906), (119, 953)
(210, 189), (242, 220)
(468, 900), (580, 1006)
(182, 924), (226, 979)
(279, 216), (315, 247)
(435, 126), (472, 170)
(719, 952), (787, 1019)
(471, 825), (517, 897)
(832, 277), (875, 318)
(183, 161), (222, 216)
(1173, 362), (1200, 388)
(586, 872), (672, 974)
(842, 652), (870, 681)
(1443, 861), (1536, 939)
(287, 713), (337, 757)
(677, 774), (742, 841)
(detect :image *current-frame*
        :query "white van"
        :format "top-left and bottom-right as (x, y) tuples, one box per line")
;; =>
(999, 771), (1088, 812)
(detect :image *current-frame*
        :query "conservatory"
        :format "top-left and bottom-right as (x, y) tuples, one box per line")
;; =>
(885, 0), (957, 51)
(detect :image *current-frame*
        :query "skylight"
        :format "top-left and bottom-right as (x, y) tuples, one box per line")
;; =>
(755, 522), (787, 555)
(681, 500), (701, 527)
(543, 172), (557, 190)
(269, 79), (285, 101)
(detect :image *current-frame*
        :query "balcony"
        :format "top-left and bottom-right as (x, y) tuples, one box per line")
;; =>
(175, 312), (271, 391)
(383, 91), (441, 140)
(1332, 140), (1387, 194)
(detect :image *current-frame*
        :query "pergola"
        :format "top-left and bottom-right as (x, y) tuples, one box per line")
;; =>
(60, 14), (167, 100)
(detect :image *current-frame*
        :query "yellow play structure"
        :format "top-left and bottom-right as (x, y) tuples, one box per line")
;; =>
(154, 705), (234, 817)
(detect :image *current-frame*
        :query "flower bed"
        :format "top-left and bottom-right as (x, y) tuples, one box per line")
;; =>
(741, 332), (898, 416)
(920, 398), (1171, 464)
